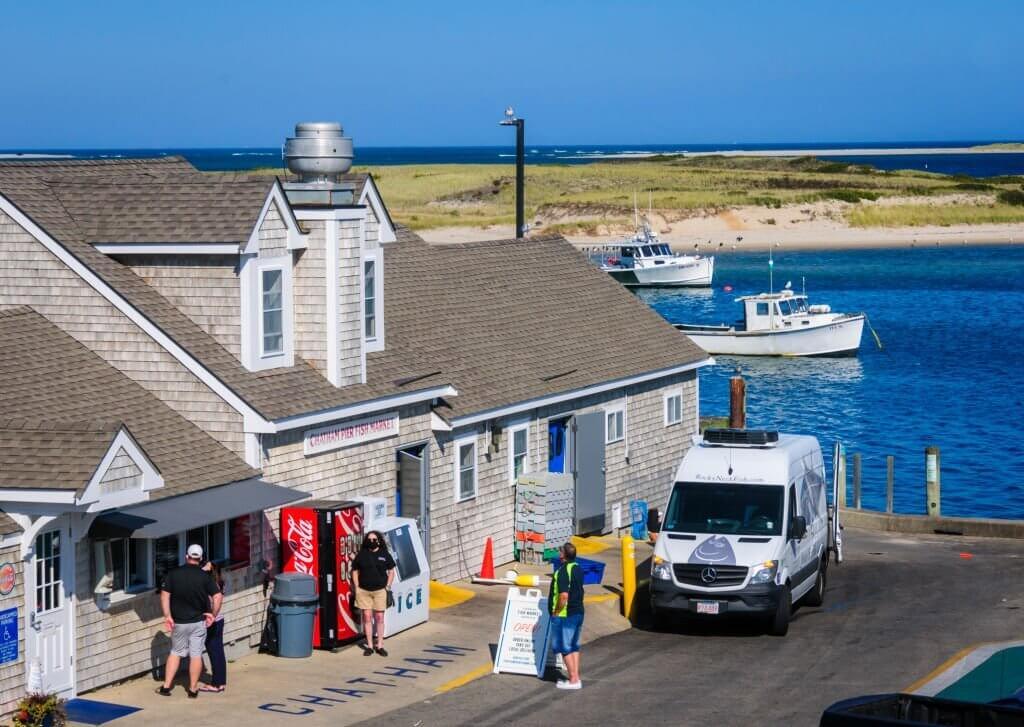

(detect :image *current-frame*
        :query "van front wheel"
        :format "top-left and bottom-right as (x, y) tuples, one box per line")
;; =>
(802, 557), (827, 608)
(769, 584), (791, 636)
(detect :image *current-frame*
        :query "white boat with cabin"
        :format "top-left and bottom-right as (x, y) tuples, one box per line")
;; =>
(676, 288), (865, 356)
(589, 220), (714, 287)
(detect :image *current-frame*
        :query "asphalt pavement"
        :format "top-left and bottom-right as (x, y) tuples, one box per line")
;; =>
(357, 528), (1024, 727)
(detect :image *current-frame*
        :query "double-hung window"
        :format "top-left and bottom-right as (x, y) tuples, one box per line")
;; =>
(455, 435), (478, 502)
(362, 250), (384, 352)
(261, 268), (284, 356)
(665, 391), (683, 426)
(605, 404), (625, 444)
(508, 422), (530, 484)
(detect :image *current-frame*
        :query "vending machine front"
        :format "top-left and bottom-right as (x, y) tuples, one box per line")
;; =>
(332, 502), (364, 643)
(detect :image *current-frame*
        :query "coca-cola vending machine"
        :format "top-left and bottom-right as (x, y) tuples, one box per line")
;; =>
(280, 500), (364, 650)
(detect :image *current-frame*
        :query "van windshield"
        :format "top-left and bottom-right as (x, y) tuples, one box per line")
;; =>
(663, 482), (784, 536)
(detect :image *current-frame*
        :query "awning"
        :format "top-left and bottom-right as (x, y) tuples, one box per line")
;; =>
(88, 479), (309, 540)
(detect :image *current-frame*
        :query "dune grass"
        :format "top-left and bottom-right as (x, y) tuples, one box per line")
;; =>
(249, 155), (1023, 231)
(846, 204), (1024, 228)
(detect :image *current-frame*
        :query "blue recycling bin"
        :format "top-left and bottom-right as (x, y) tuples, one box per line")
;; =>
(270, 573), (318, 658)
(629, 500), (648, 540)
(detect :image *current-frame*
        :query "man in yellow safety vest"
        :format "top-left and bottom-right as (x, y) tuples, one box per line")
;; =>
(549, 542), (584, 689)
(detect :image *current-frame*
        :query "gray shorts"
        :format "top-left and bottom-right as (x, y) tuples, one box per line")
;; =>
(171, 621), (207, 658)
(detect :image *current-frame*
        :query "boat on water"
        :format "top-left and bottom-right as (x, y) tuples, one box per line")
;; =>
(588, 219), (714, 287)
(676, 287), (865, 356)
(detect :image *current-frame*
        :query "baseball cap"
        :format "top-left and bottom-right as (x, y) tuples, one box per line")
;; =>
(186, 544), (204, 559)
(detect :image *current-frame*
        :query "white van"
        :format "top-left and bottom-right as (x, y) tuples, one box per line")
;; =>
(649, 428), (838, 636)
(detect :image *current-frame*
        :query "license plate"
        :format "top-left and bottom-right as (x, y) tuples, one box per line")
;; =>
(696, 600), (721, 615)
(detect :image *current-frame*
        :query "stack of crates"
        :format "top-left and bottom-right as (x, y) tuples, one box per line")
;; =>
(515, 473), (575, 564)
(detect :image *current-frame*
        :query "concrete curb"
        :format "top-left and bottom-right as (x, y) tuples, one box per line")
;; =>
(840, 508), (1024, 538)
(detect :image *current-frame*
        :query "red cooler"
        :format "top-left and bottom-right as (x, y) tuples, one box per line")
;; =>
(280, 500), (364, 649)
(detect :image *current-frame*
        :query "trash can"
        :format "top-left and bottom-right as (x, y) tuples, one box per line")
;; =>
(270, 573), (318, 658)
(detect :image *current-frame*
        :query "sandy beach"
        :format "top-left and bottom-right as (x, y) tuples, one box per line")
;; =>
(418, 194), (1024, 251)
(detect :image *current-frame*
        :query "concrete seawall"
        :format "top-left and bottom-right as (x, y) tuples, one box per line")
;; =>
(840, 507), (1024, 538)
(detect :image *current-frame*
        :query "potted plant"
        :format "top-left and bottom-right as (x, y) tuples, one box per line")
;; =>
(10, 692), (66, 727)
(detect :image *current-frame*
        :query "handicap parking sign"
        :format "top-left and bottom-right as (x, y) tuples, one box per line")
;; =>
(0, 608), (17, 665)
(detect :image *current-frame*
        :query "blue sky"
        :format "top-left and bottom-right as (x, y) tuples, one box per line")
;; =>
(3, 1), (1022, 148)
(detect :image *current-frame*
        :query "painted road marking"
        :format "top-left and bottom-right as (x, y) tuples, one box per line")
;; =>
(583, 593), (618, 604)
(435, 663), (493, 693)
(429, 580), (475, 610)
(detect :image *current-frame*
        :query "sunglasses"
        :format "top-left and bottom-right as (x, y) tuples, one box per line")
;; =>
(366, 538), (379, 544)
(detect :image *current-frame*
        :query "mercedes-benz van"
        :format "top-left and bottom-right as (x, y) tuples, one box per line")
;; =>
(649, 428), (832, 636)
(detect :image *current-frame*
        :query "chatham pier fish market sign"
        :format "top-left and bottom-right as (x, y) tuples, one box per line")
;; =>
(304, 411), (400, 456)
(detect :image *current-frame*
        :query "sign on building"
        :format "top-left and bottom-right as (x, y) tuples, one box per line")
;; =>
(493, 587), (551, 677)
(0, 608), (17, 665)
(303, 411), (399, 456)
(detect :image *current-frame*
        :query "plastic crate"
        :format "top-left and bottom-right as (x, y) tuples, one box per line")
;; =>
(548, 556), (605, 585)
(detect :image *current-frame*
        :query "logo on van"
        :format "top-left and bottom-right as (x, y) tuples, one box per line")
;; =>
(700, 567), (717, 584)
(688, 535), (737, 565)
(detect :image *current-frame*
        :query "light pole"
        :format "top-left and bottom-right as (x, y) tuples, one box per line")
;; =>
(499, 106), (525, 238)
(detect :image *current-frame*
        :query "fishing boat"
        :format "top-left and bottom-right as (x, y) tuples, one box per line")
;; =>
(675, 287), (865, 356)
(589, 220), (714, 287)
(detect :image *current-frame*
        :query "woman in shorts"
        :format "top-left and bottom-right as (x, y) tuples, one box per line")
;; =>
(352, 530), (396, 656)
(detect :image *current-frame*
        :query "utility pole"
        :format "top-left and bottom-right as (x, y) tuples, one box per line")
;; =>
(499, 106), (526, 238)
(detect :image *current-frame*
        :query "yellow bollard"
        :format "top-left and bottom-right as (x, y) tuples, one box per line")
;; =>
(621, 535), (636, 622)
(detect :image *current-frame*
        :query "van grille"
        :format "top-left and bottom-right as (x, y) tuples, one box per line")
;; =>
(673, 564), (748, 587)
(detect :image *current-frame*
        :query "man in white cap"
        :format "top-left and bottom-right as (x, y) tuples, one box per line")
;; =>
(157, 544), (222, 698)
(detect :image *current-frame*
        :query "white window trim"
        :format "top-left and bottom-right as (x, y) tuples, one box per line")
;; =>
(453, 433), (478, 503)
(664, 389), (684, 427)
(506, 418), (531, 485)
(241, 254), (294, 372)
(361, 248), (385, 353)
(108, 538), (155, 599)
(259, 265), (286, 358)
(605, 403), (626, 444)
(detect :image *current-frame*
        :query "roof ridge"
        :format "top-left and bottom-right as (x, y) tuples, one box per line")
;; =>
(0, 417), (124, 433)
(0, 305), (35, 319)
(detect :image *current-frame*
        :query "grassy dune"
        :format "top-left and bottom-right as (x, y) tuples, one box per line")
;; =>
(252, 156), (1024, 231)
(847, 203), (1024, 228)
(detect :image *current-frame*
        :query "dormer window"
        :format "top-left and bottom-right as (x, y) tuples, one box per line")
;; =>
(261, 268), (284, 356)
(241, 254), (294, 371)
(362, 250), (384, 352)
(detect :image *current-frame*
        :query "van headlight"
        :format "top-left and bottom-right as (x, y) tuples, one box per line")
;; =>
(749, 560), (778, 585)
(652, 556), (672, 581)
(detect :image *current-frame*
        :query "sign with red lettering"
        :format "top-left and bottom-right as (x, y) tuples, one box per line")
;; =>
(493, 587), (551, 677)
(303, 412), (400, 456)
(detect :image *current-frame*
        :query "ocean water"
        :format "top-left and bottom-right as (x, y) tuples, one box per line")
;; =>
(2, 142), (1024, 177)
(635, 245), (1024, 519)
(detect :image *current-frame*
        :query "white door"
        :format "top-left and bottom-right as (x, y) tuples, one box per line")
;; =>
(27, 524), (74, 696)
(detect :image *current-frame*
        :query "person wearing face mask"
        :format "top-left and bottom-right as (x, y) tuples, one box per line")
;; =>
(351, 530), (396, 656)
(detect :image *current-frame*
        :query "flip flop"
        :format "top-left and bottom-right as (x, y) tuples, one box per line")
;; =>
(198, 685), (224, 693)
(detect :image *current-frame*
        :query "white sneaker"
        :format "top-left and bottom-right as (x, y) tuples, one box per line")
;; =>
(556, 680), (582, 690)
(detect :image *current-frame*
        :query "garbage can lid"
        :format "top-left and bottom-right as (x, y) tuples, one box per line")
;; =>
(273, 572), (317, 601)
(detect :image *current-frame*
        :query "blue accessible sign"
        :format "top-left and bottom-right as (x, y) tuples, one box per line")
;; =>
(0, 608), (17, 665)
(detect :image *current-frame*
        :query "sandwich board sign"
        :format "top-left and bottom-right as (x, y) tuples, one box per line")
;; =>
(493, 587), (551, 677)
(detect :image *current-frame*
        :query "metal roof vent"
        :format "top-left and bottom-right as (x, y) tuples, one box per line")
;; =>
(703, 429), (779, 447)
(283, 122), (353, 183)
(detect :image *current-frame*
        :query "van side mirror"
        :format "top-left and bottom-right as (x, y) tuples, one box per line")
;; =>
(790, 516), (807, 540)
(647, 508), (661, 534)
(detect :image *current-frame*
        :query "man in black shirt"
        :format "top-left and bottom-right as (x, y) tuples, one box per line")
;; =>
(157, 544), (222, 698)
(549, 542), (584, 690)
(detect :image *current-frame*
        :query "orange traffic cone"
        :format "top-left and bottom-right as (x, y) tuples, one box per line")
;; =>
(479, 537), (495, 579)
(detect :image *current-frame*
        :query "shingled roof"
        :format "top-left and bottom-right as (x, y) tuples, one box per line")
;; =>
(0, 307), (257, 499)
(370, 228), (710, 421)
(0, 158), (444, 421)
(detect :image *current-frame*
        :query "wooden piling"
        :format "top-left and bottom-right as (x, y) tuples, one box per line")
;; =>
(853, 453), (862, 509)
(925, 446), (941, 517)
(886, 455), (895, 513)
(729, 374), (746, 429)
